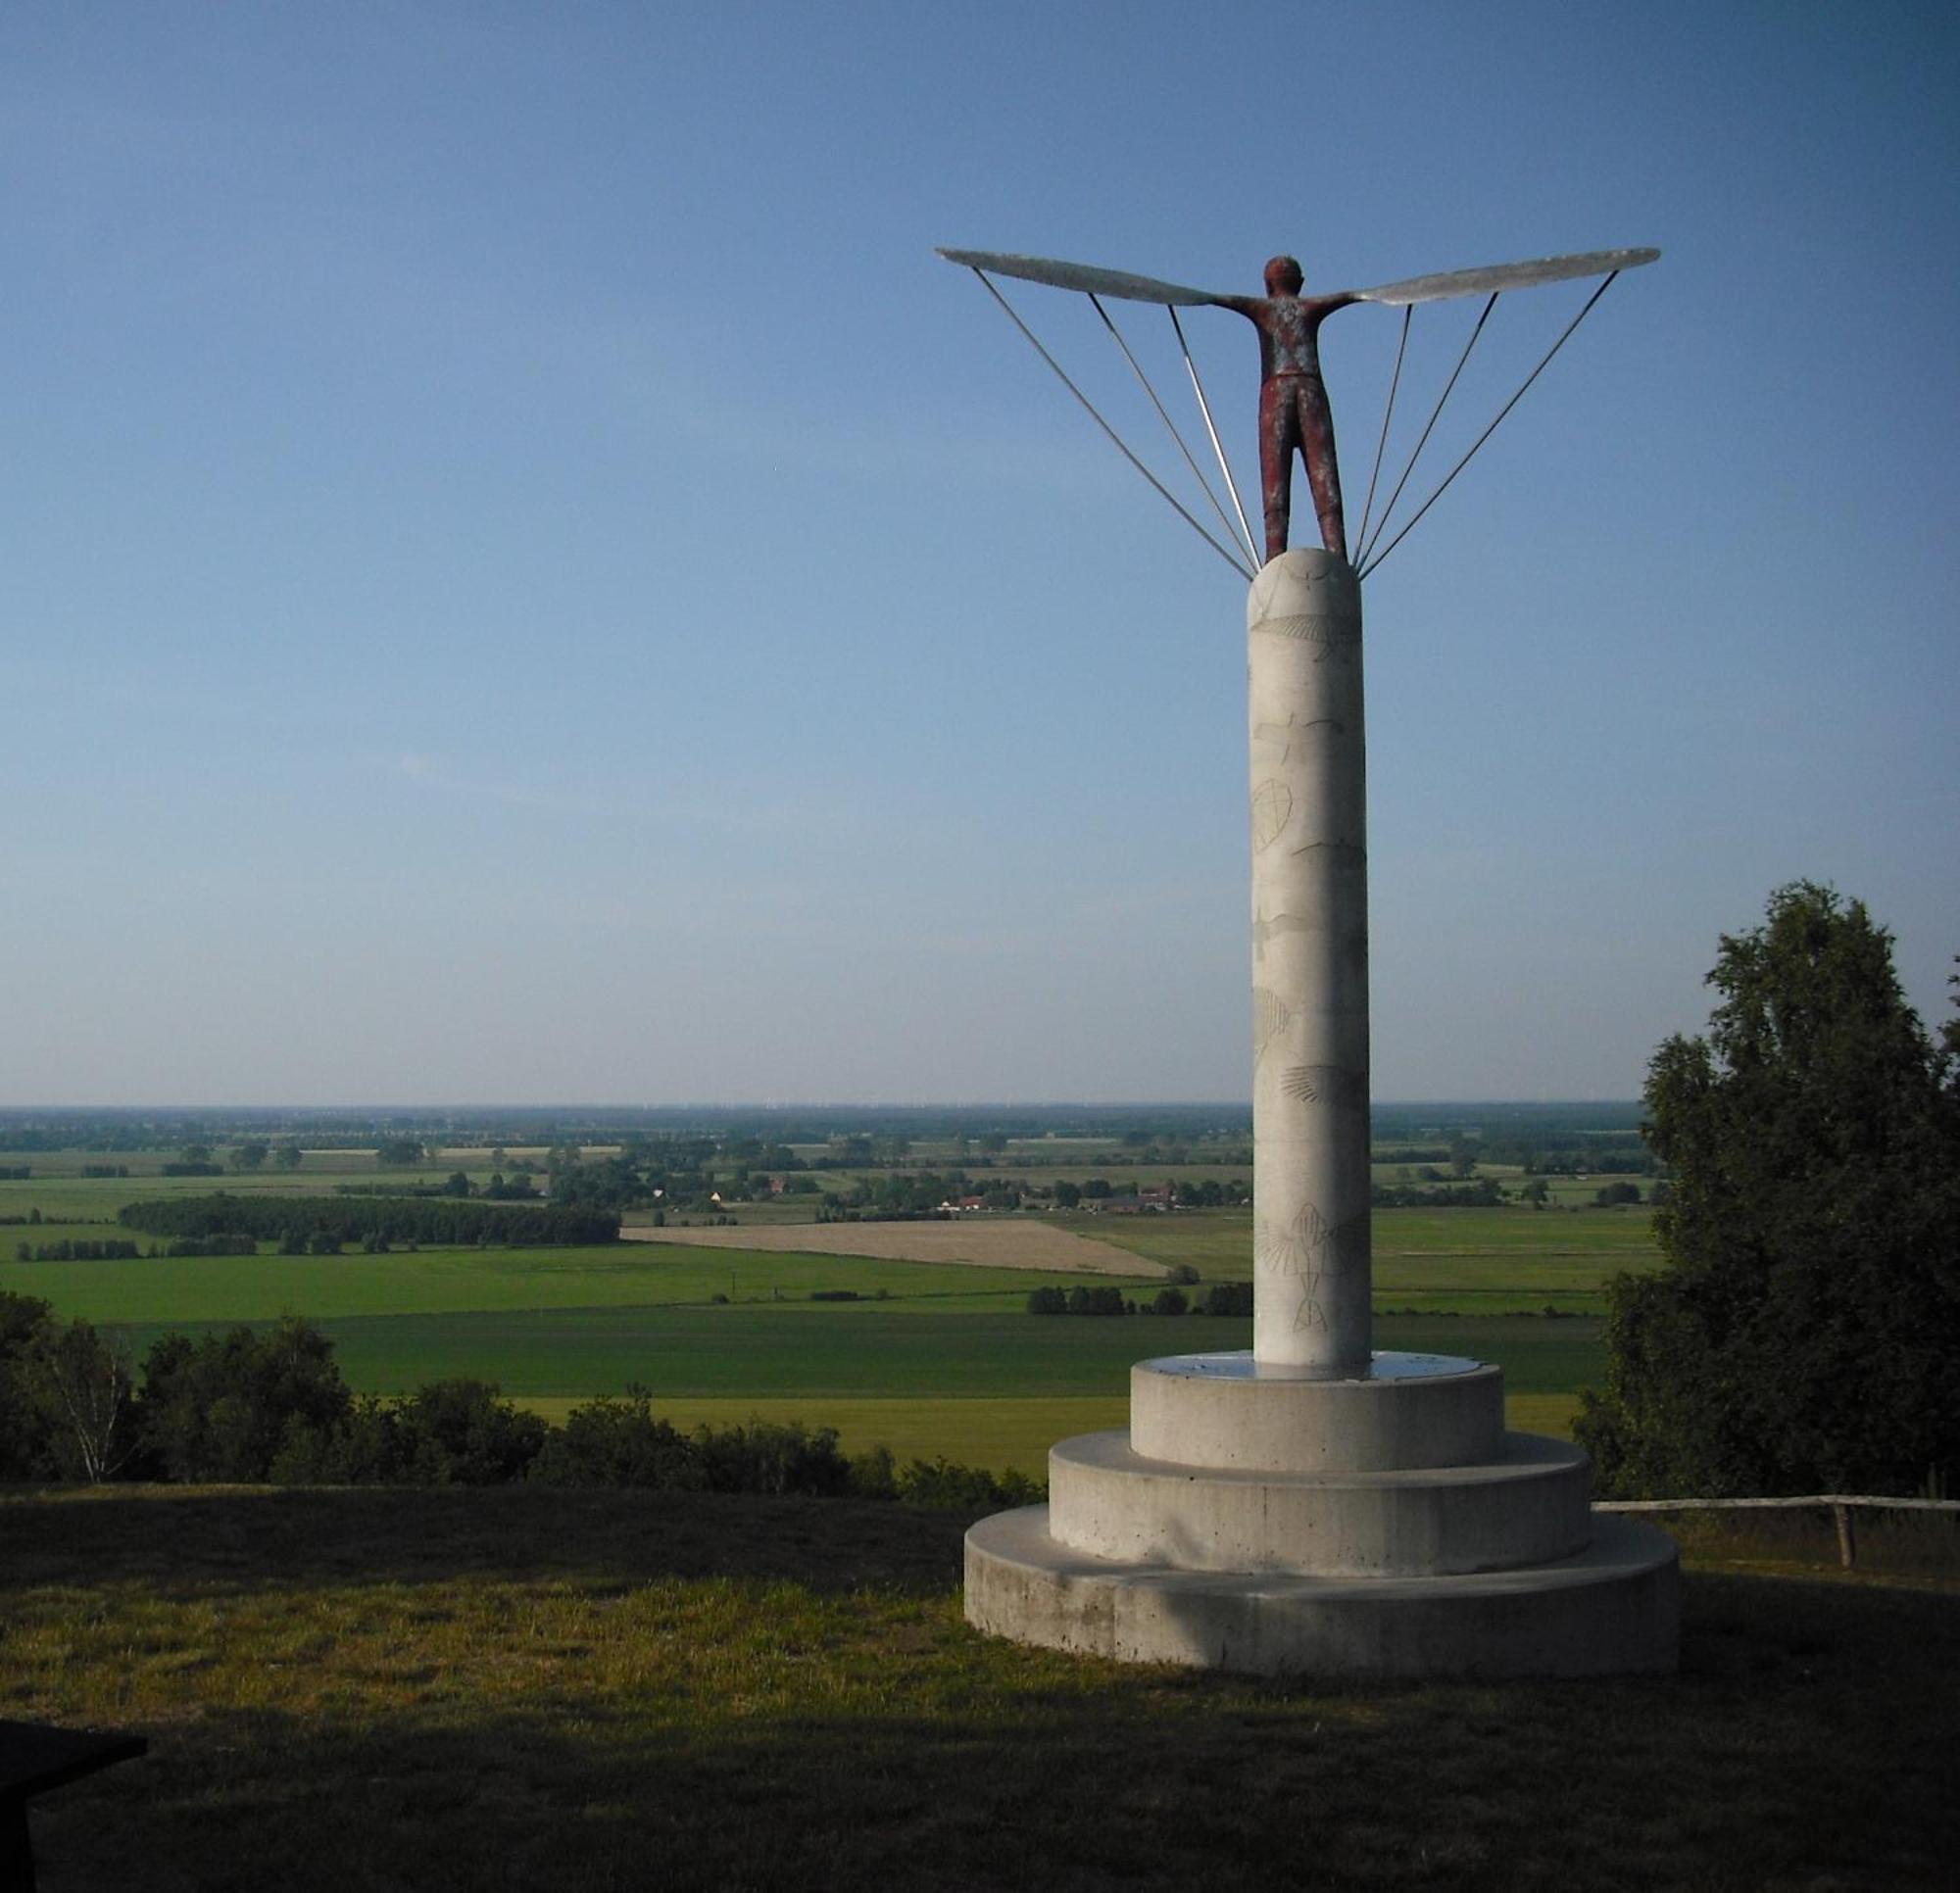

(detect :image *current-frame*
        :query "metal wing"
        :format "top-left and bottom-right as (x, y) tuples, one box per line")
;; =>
(1344, 247), (1659, 307)
(937, 248), (1220, 307)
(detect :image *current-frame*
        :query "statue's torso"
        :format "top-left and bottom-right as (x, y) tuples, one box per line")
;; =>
(1259, 297), (1323, 380)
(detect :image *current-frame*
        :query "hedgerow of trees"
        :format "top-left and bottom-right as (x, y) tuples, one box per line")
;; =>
(0, 1294), (1039, 1509)
(117, 1192), (619, 1248)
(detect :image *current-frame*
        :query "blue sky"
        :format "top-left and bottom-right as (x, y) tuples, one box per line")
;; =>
(2, 1), (1954, 1105)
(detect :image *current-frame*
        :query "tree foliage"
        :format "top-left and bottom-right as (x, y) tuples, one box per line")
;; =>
(0, 1291), (138, 1480)
(118, 1191), (618, 1247)
(135, 1318), (355, 1482)
(1577, 885), (1960, 1498)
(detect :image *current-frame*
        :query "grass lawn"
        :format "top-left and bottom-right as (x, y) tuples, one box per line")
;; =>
(3, 1483), (1953, 1891)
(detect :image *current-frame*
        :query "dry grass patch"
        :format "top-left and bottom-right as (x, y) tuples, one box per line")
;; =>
(623, 1217), (1165, 1277)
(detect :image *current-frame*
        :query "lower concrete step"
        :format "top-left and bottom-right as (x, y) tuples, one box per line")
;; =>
(1049, 1429), (1592, 1578)
(965, 1504), (1679, 1679)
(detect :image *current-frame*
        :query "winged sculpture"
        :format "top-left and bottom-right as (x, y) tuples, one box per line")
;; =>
(939, 247), (1658, 568)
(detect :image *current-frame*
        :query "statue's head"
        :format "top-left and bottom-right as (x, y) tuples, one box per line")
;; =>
(1264, 255), (1304, 297)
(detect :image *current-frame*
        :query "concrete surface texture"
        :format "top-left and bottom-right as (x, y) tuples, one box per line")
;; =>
(964, 552), (1679, 1677)
(1247, 550), (1372, 1371)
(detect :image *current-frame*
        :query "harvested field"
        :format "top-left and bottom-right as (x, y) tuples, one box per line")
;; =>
(621, 1217), (1167, 1277)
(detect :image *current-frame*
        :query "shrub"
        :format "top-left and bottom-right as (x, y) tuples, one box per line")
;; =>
(896, 1457), (1044, 1510)
(693, 1420), (853, 1497)
(528, 1388), (705, 1490)
(377, 1380), (547, 1483)
(846, 1443), (898, 1499)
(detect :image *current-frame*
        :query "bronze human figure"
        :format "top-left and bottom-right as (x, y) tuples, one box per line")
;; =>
(1203, 256), (1356, 563)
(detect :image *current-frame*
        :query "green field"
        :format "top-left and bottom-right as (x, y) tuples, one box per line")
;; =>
(90, 1307), (1600, 1400)
(3, 1162), (1651, 1471)
(1072, 1204), (1656, 1308)
(0, 1242), (1118, 1325)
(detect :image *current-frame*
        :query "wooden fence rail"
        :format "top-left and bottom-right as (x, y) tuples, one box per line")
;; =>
(1596, 1495), (1959, 1569)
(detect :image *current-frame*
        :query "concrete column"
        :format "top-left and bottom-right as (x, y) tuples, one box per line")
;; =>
(1247, 550), (1371, 1371)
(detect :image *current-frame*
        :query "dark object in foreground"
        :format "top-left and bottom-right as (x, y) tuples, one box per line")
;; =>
(0, 1720), (147, 1892)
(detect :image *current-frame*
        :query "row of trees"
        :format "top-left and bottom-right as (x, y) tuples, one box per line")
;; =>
(1026, 1282), (1251, 1318)
(0, 1300), (1040, 1508)
(118, 1192), (619, 1248)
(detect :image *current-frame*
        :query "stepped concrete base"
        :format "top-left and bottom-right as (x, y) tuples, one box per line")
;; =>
(1051, 1428), (1592, 1577)
(966, 1504), (1680, 1679)
(965, 1353), (1679, 1679)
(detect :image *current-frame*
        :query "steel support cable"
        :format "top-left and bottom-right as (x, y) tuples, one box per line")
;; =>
(1356, 272), (1621, 581)
(1168, 306), (1260, 565)
(969, 269), (1255, 580)
(1352, 304), (1413, 558)
(1090, 294), (1257, 568)
(1355, 292), (1499, 571)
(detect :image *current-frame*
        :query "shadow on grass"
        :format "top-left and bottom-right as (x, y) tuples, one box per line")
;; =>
(0, 1482), (973, 1596)
(5, 1486), (1958, 1890)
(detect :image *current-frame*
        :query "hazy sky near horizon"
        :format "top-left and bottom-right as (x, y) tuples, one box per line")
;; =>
(3, 2), (1954, 1106)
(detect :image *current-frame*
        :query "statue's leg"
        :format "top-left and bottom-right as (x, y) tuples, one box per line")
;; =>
(1298, 381), (1348, 561)
(1259, 380), (1294, 564)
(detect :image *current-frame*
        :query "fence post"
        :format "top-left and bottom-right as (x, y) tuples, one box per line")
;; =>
(1833, 1502), (1857, 1570)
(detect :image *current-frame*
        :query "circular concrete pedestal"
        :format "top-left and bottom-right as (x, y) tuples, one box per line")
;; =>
(1130, 1349), (1503, 1472)
(965, 1505), (1679, 1679)
(963, 1350), (1679, 1679)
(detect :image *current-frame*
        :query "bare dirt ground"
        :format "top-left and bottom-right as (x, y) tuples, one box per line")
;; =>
(619, 1217), (1167, 1277)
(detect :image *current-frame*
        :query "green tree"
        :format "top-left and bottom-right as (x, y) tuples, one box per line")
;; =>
(388, 1379), (548, 1484)
(0, 1290), (58, 1479)
(528, 1387), (705, 1490)
(135, 1317), (354, 1482)
(272, 1141), (304, 1170)
(229, 1141), (270, 1171)
(1576, 885), (1960, 1498)
(20, 1317), (136, 1481)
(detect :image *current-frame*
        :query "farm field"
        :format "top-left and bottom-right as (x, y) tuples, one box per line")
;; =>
(0, 1243), (1114, 1327)
(623, 1216), (1167, 1275)
(516, 1394), (1137, 1467)
(2, 1152), (1651, 1470)
(1075, 1205), (1658, 1308)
